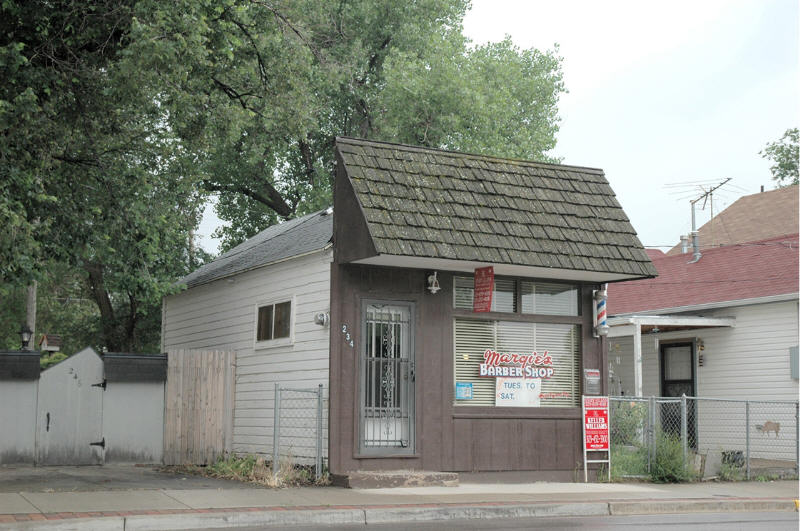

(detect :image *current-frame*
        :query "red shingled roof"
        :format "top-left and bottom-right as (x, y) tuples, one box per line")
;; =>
(610, 234), (799, 315)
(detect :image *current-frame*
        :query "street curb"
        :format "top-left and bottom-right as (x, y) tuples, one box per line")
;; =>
(363, 502), (609, 524)
(0, 517), (122, 531)
(124, 509), (366, 531)
(0, 499), (795, 530)
(609, 499), (799, 515)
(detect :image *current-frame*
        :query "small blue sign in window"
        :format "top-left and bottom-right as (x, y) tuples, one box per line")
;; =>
(455, 382), (473, 400)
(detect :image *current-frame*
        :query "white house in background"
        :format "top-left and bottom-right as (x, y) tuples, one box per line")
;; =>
(607, 234), (798, 400)
(607, 232), (799, 464)
(161, 209), (334, 458)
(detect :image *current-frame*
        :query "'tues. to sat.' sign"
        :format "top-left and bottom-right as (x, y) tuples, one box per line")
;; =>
(583, 396), (609, 450)
(495, 377), (541, 407)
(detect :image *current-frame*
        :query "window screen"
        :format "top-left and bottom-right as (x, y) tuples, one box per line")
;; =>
(454, 319), (580, 407)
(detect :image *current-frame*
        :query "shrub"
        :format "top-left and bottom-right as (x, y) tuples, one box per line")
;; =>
(610, 444), (649, 481)
(612, 401), (647, 446)
(650, 431), (696, 483)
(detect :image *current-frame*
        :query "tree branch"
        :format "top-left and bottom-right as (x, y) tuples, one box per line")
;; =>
(298, 137), (315, 186)
(211, 76), (263, 116)
(202, 180), (293, 217)
(252, 0), (324, 63)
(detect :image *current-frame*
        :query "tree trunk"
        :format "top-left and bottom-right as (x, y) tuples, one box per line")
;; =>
(84, 261), (122, 351)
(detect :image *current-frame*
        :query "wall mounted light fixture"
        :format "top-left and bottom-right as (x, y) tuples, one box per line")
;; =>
(426, 271), (441, 294)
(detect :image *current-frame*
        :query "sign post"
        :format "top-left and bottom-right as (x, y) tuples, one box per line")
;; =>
(582, 395), (611, 482)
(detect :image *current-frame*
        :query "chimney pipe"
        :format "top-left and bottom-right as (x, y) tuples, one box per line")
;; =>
(680, 235), (689, 254)
(760, 185), (764, 193)
(688, 199), (701, 263)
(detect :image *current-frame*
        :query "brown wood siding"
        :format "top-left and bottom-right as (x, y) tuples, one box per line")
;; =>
(328, 263), (604, 475)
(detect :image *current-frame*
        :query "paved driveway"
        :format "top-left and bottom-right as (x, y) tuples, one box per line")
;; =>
(0, 464), (259, 493)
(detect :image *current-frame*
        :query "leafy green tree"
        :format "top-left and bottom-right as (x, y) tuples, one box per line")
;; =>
(760, 128), (799, 187)
(1, 1), (203, 351)
(2, 0), (566, 351)
(125, 0), (565, 250)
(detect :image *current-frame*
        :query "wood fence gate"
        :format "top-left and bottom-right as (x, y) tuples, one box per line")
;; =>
(163, 350), (236, 465)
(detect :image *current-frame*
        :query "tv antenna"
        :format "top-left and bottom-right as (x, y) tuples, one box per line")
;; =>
(687, 178), (731, 263)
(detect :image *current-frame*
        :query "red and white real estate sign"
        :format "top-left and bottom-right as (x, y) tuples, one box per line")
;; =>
(583, 396), (610, 451)
(473, 266), (494, 313)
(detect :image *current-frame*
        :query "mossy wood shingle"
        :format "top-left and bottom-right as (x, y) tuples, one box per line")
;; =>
(336, 137), (656, 278)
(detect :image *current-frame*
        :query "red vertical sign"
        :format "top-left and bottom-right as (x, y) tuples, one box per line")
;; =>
(473, 266), (494, 313)
(583, 396), (610, 450)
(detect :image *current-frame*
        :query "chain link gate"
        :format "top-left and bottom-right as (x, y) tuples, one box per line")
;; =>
(272, 384), (326, 480)
(610, 396), (799, 479)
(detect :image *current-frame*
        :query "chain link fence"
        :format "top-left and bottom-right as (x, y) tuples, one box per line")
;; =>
(610, 396), (799, 480)
(272, 383), (327, 480)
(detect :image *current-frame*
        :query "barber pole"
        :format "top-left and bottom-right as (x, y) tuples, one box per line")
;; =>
(593, 285), (609, 337)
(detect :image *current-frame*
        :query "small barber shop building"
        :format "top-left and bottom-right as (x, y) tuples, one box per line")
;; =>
(328, 137), (656, 479)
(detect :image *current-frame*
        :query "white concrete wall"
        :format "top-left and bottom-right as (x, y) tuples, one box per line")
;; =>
(609, 300), (799, 461)
(104, 381), (165, 463)
(162, 250), (332, 460)
(0, 379), (38, 464)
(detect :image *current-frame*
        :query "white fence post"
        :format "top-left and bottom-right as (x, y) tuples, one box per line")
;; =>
(273, 383), (280, 480)
(681, 395), (688, 471)
(316, 384), (323, 480)
(745, 400), (750, 480)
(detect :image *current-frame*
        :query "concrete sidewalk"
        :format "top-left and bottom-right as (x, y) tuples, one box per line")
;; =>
(0, 476), (797, 530)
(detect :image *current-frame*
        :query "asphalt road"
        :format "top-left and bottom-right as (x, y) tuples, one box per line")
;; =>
(219, 511), (799, 531)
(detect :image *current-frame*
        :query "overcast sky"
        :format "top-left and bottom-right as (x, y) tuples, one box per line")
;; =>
(197, 0), (798, 254)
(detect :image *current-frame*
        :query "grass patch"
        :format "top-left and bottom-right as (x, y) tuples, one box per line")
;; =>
(610, 445), (649, 481)
(167, 454), (329, 488)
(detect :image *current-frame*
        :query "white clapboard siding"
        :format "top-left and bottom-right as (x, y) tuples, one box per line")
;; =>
(163, 249), (332, 459)
(610, 300), (799, 461)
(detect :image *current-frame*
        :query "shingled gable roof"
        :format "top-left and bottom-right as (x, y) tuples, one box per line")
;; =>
(666, 185), (798, 255)
(179, 209), (333, 288)
(335, 137), (657, 281)
(610, 234), (799, 315)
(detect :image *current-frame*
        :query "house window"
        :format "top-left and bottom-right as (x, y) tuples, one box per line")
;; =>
(256, 300), (292, 342)
(453, 276), (581, 408)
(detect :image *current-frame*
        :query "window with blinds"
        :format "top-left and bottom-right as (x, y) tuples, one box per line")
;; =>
(454, 276), (577, 316)
(454, 319), (581, 407)
(453, 276), (516, 312)
(521, 281), (578, 316)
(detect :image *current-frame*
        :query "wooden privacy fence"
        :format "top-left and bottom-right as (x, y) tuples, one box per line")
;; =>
(164, 350), (235, 465)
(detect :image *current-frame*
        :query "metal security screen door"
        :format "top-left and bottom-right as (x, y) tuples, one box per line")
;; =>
(360, 302), (415, 453)
(660, 342), (697, 449)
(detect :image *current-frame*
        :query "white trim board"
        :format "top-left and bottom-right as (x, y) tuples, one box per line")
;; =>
(353, 254), (649, 283)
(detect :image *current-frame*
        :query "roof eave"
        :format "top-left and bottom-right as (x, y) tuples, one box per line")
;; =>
(352, 253), (655, 283)
(174, 244), (333, 292)
(611, 292), (799, 317)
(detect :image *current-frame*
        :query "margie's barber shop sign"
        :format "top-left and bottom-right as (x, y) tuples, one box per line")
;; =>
(480, 349), (554, 407)
(479, 349), (554, 378)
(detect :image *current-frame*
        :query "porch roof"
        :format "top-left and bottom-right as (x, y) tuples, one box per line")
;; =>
(607, 315), (736, 337)
(607, 315), (735, 397)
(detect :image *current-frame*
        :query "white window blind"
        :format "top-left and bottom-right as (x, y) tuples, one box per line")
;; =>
(453, 276), (516, 312)
(521, 281), (578, 316)
(454, 276), (577, 316)
(454, 319), (580, 407)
